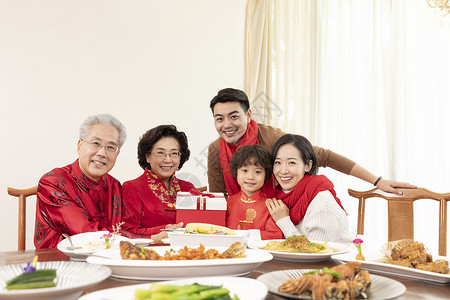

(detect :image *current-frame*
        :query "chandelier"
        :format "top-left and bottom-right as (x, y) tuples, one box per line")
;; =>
(427, 0), (450, 16)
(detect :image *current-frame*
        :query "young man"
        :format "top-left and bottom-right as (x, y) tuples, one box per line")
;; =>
(34, 114), (128, 249)
(207, 88), (414, 197)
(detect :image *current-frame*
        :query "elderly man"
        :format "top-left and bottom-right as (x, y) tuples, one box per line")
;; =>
(207, 88), (414, 196)
(34, 114), (127, 249)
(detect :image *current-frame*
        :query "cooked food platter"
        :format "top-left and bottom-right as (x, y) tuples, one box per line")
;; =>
(333, 253), (450, 283)
(167, 229), (249, 248)
(257, 264), (406, 299)
(78, 276), (268, 300)
(86, 242), (273, 280)
(57, 231), (152, 261)
(333, 239), (450, 283)
(248, 236), (350, 262)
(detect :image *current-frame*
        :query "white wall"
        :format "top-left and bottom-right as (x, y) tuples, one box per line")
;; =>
(0, 0), (247, 251)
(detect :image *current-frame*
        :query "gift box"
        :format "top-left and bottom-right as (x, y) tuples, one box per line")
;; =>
(176, 190), (227, 226)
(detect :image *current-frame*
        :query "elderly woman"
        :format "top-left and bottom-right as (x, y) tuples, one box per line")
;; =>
(122, 125), (196, 241)
(266, 134), (353, 243)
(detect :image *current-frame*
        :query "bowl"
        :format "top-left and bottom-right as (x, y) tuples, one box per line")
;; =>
(0, 261), (111, 300)
(168, 230), (249, 248)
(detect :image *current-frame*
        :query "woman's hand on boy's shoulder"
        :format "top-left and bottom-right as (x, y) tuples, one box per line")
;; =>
(266, 198), (290, 222)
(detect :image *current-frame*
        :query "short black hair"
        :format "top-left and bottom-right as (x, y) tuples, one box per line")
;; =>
(271, 134), (318, 175)
(137, 125), (190, 170)
(209, 88), (250, 114)
(229, 145), (272, 182)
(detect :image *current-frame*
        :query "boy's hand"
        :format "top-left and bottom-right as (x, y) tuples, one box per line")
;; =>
(266, 198), (290, 222)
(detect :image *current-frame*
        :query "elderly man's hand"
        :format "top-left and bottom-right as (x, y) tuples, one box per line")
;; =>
(376, 179), (416, 195)
(266, 198), (290, 222)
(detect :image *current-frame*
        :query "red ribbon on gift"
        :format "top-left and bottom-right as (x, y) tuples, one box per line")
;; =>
(189, 188), (216, 198)
(197, 197), (205, 210)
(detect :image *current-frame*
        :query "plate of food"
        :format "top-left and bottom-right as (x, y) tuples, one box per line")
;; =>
(332, 239), (450, 283)
(257, 261), (406, 299)
(248, 235), (350, 262)
(57, 231), (152, 261)
(0, 260), (111, 300)
(86, 241), (272, 280)
(78, 276), (268, 300)
(167, 223), (249, 248)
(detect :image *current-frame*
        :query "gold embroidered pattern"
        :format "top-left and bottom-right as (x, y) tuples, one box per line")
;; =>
(146, 169), (180, 209)
(238, 208), (257, 230)
(239, 193), (256, 204)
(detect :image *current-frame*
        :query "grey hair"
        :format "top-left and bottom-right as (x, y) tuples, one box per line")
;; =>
(79, 114), (127, 148)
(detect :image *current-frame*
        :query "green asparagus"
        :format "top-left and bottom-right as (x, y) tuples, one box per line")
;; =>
(135, 283), (240, 300)
(6, 269), (57, 290)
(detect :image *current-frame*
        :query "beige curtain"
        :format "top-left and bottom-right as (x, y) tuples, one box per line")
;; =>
(246, 0), (450, 253)
(245, 0), (317, 137)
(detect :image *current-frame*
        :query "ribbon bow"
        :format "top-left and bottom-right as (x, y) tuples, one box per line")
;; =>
(189, 188), (216, 198)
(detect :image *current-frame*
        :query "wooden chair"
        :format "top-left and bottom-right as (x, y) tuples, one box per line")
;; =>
(348, 187), (450, 256)
(7, 186), (38, 251)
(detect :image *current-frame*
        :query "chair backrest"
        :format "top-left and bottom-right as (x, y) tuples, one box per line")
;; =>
(7, 186), (38, 251)
(348, 187), (450, 256)
(196, 186), (207, 192)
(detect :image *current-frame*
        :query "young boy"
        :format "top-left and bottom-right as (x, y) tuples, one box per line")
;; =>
(226, 145), (283, 240)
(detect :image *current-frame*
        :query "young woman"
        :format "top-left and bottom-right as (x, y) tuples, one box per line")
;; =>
(266, 134), (353, 242)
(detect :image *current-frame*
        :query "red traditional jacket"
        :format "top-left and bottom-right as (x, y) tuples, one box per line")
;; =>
(34, 160), (125, 249)
(226, 190), (282, 240)
(122, 169), (196, 238)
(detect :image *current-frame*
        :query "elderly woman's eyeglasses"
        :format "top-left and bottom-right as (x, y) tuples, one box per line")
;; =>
(152, 150), (181, 158)
(81, 139), (120, 153)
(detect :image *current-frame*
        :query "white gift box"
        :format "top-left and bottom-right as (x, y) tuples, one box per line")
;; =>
(176, 191), (227, 226)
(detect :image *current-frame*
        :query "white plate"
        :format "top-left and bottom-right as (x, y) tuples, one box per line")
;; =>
(57, 231), (152, 261)
(130, 238), (154, 247)
(78, 276), (268, 300)
(257, 268), (406, 299)
(168, 229), (249, 247)
(333, 252), (450, 283)
(86, 246), (273, 280)
(248, 239), (350, 262)
(0, 261), (111, 300)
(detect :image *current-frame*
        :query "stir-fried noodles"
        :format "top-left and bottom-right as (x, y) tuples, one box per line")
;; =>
(262, 235), (333, 253)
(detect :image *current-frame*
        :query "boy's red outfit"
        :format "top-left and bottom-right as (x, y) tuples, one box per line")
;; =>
(226, 190), (282, 240)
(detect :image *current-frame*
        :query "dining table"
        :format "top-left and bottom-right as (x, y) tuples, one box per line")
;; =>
(0, 247), (449, 299)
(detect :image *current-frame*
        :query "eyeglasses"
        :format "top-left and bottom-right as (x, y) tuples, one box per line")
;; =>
(81, 139), (120, 154)
(151, 150), (181, 159)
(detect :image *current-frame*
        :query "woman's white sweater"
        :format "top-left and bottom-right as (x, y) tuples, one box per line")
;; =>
(276, 191), (353, 243)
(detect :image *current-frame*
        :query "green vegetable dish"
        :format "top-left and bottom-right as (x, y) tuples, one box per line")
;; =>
(6, 256), (57, 290)
(135, 283), (240, 300)
(6, 269), (57, 290)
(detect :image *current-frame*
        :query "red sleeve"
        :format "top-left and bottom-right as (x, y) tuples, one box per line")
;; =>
(225, 194), (240, 229)
(260, 215), (283, 240)
(122, 182), (164, 238)
(41, 176), (109, 231)
(179, 179), (197, 191)
(35, 175), (108, 248)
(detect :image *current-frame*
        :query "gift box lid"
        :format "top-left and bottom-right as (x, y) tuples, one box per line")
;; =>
(176, 192), (226, 210)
